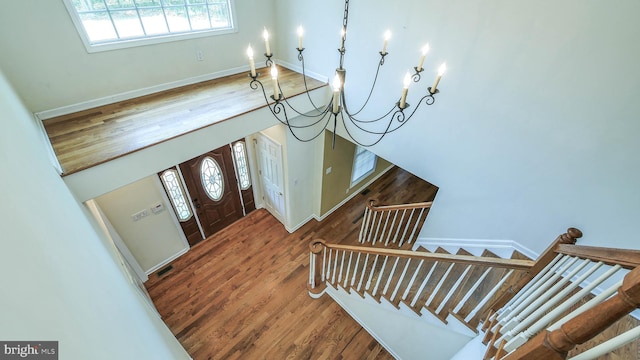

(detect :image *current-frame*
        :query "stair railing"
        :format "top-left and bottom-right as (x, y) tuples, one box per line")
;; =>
(308, 239), (534, 331)
(480, 229), (640, 360)
(359, 198), (433, 247)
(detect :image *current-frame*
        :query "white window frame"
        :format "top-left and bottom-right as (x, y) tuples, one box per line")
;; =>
(62, 0), (238, 53)
(350, 145), (377, 188)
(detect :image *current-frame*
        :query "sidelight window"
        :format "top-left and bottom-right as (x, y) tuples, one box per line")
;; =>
(160, 169), (192, 221)
(232, 141), (251, 190)
(201, 157), (224, 201)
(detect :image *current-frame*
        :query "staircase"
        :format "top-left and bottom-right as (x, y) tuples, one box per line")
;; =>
(308, 199), (640, 359)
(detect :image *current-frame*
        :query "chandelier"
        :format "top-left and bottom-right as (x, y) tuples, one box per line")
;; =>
(246, 0), (446, 147)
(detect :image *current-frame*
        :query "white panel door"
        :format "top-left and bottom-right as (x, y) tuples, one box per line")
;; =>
(257, 134), (285, 224)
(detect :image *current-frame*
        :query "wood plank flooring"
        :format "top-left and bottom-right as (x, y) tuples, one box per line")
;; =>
(145, 167), (438, 359)
(43, 66), (326, 175)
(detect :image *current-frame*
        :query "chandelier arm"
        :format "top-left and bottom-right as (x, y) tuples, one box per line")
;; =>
(339, 110), (397, 147)
(350, 92), (438, 135)
(286, 108), (335, 129)
(298, 51), (325, 112)
(341, 90), (397, 124)
(251, 77), (334, 129)
(251, 78), (291, 125)
(276, 82), (330, 119)
(284, 110), (335, 143)
(343, 57), (385, 117)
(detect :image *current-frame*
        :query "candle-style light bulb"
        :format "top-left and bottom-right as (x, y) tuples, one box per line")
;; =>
(431, 62), (446, 93)
(381, 30), (391, 54)
(271, 63), (280, 100)
(417, 44), (429, 71)
(400, 72), (411, 108)
(297, 26), (304, 49)
(332, 74), (341, 113)
(263, 28), (271, 56)
(247, 46), (256, 77)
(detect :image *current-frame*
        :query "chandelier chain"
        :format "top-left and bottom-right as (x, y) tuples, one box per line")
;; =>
(343, 0), (349, 30)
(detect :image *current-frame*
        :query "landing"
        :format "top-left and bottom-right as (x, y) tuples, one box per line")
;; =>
(43, 66), (326, 175)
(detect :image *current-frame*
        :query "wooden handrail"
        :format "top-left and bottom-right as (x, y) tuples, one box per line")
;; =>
(555, 244), (640, 270)
(310, 239), (534, 270)
(366, 198), (434, 211)
(502, 265), (640, 359)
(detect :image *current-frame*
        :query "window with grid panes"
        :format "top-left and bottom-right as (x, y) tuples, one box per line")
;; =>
(64, 0), (236, 52)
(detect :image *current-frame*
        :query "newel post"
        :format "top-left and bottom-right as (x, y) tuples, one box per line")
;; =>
(308, 239), (327, 297)
(502, 265), (640, 360)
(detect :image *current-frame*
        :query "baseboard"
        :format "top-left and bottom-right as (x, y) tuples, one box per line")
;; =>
(285, 214), (316, 233)
(36, 65), (249, 120)
(316, 164), (394, 222)
(277, 60), (328, 83)
(415, 237), (539, 260)
(144, 246), (190, 277)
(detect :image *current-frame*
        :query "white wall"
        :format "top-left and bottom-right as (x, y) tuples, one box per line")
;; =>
(0, 69), (190, 359)
(95, 176), (189, 274)
(0, 0), (276, 113)
(275, 0), (640, 254)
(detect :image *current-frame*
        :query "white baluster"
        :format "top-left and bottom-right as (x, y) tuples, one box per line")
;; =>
(338, 250), (346, 283)
(496, 254), (568, 324)
(332, 249), (339, 284)
(343, 251), (354, 288)
(411, 261), (439, 307)
(402, 260), (425, 301)
(366, 212), (377, 244)
(309, 252), (315, 288)
(391, 258), (413, 301)
(351, 252), (362, 286)
(406, 207), (426, 245)
(426, 262), (454, 307)
(385, 210), (399, 246)
(391, 209), (407, 244)
(568, 325), (640, 360)
(453, 268), (491, 314)
(435, 264), (471, 314)
(372, 211), (384, 245)
(326, 249), (332, 281)
(359, 207), (370, 243)
(465, 269), (515, 323)
(372, 255), (390, 295)
(321, 248), (327, 281)
(379, 211), (392, 246)
(548, 279), (623, 331)
(357, 254), (370, 292)
(398, 209), (416, 247)
(365, 254), (380, 290)
(382, 257), (401, 295)
(504, 262), (617, 352)
(496, 257), (591, 334)
(499, 258), (590, 339)
(495, 254), (564, 320)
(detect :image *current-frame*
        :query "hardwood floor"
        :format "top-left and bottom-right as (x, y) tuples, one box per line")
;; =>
(145, 167), (438, 359)
(43, 66), (326, 175)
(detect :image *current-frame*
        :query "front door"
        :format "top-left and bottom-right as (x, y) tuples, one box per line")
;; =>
(179, 145), (244, 239)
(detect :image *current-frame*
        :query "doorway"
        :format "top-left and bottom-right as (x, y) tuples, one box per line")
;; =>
(256, 133), (286, 224)
(159, 140), (256, 246)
